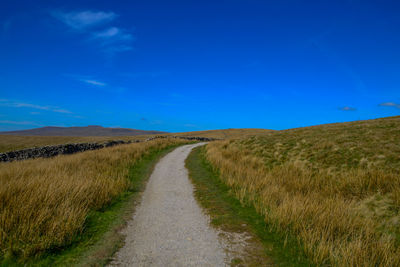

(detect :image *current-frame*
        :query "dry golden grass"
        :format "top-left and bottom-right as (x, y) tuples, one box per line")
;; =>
(0, 135), (154, 153)
(206, 116), (400, 266)
(0, 138), (188, 260)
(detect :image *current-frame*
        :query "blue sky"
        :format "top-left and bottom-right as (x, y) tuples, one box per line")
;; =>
(0, 0), (399, 132)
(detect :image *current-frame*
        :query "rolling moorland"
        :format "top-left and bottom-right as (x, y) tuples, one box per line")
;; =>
(206, 115), (400, 266)
(0, 128), (273, 153)
(0, 125), (167, 153)
(0, 116), (399, 266)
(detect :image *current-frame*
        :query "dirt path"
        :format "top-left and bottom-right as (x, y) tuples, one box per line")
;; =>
(109, 143), (229, 266)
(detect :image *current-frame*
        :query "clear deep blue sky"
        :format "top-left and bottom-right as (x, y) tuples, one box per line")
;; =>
(1, 0), (399, 132)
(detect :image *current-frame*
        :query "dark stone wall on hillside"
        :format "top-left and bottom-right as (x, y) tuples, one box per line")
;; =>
(0, 136), (217, 162)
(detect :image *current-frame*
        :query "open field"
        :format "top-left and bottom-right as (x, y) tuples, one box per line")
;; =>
(0, 135), (153, 153)
(206, 116), (400, 266)
(2, 116), (399, 265)
(0, 128), (272, 153)
(0, 138), (189, 263)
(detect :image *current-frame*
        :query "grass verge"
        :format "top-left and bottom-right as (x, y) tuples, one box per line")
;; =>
(185, 146), (313, 266)
(1, 143), (185, 266)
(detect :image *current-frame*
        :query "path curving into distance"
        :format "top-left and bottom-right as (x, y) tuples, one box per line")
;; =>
(109, 143), (229, 266)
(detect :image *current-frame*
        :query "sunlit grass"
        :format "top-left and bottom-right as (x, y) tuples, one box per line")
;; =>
(0, 138), (188, 261)
(206, 116), (400, 266)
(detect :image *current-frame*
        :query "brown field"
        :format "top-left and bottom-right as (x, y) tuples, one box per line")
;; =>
(0, 138), (188, 260)
(2, 117), (398, 265)
(0, 135), (153, 153)
(0, 128), (272, 153)
(206, 116), (400, 266)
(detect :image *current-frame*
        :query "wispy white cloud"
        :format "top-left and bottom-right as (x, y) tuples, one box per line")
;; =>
(52, 10), (117, 30)
(81, 79), (107, 86)
(93, 27), (133, 41)
(0, 99), (73, 114)
(339, 106), (357, 111)
(0, 120), (41, 126)
(92, 27), (134, 54)
(52, 9), (134, 54)
(12, 102), (50, 110)
(379, 102), (400, 108)
(52, 109), (73, 114)
(66, 74), (127, 92)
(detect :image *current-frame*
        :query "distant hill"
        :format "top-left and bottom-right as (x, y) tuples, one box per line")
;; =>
(0, 126), (167, 137)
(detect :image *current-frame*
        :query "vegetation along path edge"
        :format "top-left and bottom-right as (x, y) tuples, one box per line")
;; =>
(185, 145), (314, 266)
(2, 143), (187, 267)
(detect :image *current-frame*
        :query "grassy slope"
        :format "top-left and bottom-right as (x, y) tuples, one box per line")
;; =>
(186, 146), (313, 266)
(0, 139), (189, 266)
(239, 116), (400, 172)
(206, 116), (400, 266)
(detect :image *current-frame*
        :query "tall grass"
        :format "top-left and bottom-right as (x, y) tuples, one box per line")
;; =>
(0, 138), (188, 260)
(206, 116), (400, 266)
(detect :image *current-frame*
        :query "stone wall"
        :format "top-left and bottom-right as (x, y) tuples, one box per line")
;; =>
(0, 136), (217, 162)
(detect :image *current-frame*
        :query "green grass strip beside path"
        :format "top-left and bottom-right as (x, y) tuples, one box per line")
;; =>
(185, 145), (314, 267)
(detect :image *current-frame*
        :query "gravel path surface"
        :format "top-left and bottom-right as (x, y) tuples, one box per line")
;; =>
(109, 143), (229, 266)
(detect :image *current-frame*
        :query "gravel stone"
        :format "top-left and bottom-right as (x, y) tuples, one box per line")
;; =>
(109, 143), (229, 266)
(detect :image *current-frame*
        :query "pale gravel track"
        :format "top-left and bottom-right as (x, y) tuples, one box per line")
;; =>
(109, 143), (229, 267)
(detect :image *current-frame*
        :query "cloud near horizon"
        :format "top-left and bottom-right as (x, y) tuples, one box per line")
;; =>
(0, 120), (41, 126)
(379, 102), (400, 108)
(0, 99), (73, 114)
(339, 106), (357, 111)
